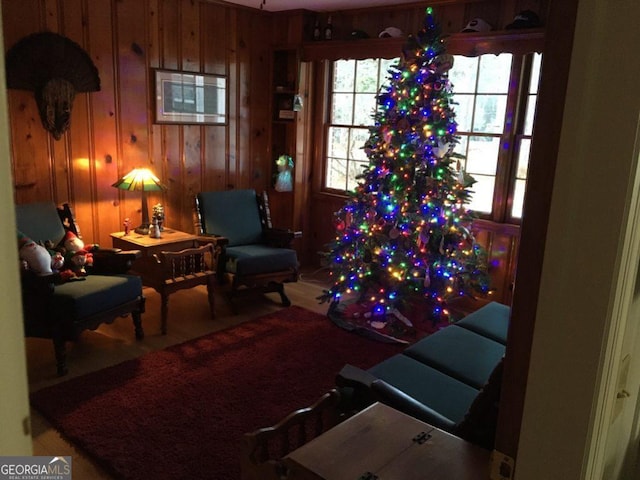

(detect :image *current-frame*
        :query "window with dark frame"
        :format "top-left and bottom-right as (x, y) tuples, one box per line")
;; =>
(322, 51), (542, 225)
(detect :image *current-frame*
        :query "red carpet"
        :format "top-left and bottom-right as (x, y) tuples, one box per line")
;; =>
(30, 306), (402, 479)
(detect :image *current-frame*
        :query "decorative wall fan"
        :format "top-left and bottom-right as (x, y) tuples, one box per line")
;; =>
(5, 31), (101, 140)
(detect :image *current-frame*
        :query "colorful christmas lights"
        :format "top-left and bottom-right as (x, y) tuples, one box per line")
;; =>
(319, 8), (490, 323)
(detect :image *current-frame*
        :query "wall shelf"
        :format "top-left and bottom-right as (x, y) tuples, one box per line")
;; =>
(301, 29), (545, 61)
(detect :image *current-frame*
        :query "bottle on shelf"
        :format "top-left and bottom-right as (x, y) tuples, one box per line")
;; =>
(324, 15), (333, 40)
(313, 18), (321, 41)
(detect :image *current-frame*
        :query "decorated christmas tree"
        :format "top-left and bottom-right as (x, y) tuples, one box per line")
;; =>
(319, 8), (491, 325)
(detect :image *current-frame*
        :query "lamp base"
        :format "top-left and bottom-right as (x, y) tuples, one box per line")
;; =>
(134, 225), (150, 235)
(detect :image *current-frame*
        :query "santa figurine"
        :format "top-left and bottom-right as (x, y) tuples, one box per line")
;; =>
(70, 249), (93, 275)
(63, 230), (85, 253)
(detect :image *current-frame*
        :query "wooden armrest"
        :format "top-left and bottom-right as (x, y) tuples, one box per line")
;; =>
(91, 249), (141, 274)
(335, 363), (377, 389)
(264, 228), (298, 248)
(195, 234), (229, 247)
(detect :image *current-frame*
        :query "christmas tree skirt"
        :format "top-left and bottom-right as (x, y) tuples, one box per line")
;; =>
(328, 299), (449, 345)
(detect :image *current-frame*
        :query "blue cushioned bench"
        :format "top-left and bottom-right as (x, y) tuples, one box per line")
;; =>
(336, 301), (510, 446)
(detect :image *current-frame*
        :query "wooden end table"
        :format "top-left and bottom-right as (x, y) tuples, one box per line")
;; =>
(111, 228), (198, 259)
(111, 228), (203, 291)
(111, 228), (217, 333)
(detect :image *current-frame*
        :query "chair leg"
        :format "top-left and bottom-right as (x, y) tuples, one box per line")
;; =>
(160, 292), (169, 335)
(206, 277), (216, 319)
(276, 283), (291, 307)
(227, 277), (239, 314)
(53, 336), (68, 377)
(132, 309), (145, 340)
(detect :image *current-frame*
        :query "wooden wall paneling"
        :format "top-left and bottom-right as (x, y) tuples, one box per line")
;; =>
(160, 0), (180, 70)
(87, 0), (122, 246)
(114, 0), (153, 229)
(201, 4), (229, 193)
(7, 90), (50, 205)
(248, 12), (270, 192)
(201, 3), (227, 77)
(379, 8), (414, 37)
(62, 0), (96, 241)
(4, 0), (53, 205)
(226, 7), (239, 188)
(463, 1), (502, 32)
(284, 10), (307, 45)
(162, 123), (183, 231)
(181, 0), (200, 72)
(157, 0), (182, 231)
(434, 4), (466, 33)
(42, 0), (71, 207)
(148, 0), (168, 235)
(178, 0), (203, 233)
(488, 230), (512, 303)
(270, 12), (289, 46)
(43, 0), (59, 31)
(293, 60), (313, 263)
(234, 11), (251, 189)
(182, 123), (203, 233)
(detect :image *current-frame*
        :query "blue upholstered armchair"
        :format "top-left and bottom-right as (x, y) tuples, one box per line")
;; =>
(195, 189), (300, 310)
(15, 202), (145, 376)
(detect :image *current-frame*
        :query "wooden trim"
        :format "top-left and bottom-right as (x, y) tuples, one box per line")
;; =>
(301, 30), (544, 62)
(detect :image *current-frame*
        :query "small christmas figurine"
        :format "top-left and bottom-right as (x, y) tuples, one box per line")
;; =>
(152, 204), (165, 231)
(149, 218), (161, 239)
(274, 155), (294, 192)
(123, 218), (131, 236)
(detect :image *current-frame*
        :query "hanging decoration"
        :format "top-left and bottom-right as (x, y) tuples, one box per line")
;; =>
(5, 32), (101, 140)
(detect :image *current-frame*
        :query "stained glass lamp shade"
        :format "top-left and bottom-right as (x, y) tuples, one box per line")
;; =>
(112, 167), (167, 235)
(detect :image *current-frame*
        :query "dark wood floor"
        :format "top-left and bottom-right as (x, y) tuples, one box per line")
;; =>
(27, 268), (332, 479)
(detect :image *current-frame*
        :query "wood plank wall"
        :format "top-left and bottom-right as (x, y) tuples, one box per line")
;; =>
(4, 0), (271, 249)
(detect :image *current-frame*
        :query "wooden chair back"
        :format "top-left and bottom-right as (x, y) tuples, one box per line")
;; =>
(240, 389), (342, 480)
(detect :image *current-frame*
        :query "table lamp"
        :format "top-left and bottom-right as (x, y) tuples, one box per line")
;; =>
(112, 167), (167, 235)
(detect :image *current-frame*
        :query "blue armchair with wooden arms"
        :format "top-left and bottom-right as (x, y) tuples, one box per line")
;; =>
(195, 189), (300, 311)
(15, 201), (145, 376)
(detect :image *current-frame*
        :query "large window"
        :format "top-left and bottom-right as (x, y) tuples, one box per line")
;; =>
(325, 58), (397, 191)
(323, 52), (542, 224)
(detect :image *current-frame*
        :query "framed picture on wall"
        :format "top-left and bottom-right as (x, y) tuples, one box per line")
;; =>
(154, 69), (227, 125)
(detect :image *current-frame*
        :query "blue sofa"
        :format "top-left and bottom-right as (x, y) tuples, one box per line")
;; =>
(336, 301), (510, 448)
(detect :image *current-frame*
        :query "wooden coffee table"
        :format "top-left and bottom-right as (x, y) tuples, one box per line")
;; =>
(284, 402), (490, 480)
